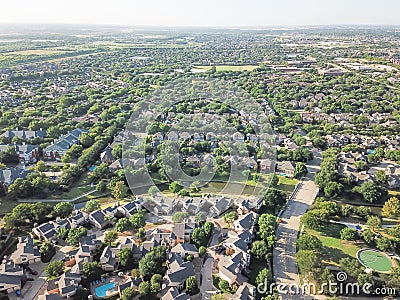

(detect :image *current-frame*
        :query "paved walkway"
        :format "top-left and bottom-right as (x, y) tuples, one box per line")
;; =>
(18, 189), (96, 203)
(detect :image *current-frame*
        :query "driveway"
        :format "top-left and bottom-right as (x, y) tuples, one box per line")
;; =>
(200, 225), (220, 299)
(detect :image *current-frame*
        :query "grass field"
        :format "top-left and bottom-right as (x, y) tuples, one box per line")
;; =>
(305, 223), (360, 266)
(357, 249), (395, 273)
(191, 65), (259, 72)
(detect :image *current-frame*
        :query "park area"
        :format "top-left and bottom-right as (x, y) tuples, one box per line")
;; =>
(191, 65), (259, 73)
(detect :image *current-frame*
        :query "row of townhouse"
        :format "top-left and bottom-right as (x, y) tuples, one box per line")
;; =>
(0, 144), (40, 164)
(0, 236), (41, 294)
(218, 212), (258, 299)
(153, 131), (273, 144)
(43, 128), (89, 161)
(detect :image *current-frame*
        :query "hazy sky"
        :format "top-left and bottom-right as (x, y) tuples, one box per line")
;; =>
(1, 0), (399, 27)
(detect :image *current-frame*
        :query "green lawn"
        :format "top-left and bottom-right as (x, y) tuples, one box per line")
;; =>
(276, 176), (298, 193)
(305, 223), (361, 266)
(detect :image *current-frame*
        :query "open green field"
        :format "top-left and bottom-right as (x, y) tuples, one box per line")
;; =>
(192, 65), (259, 72)
(305, 223), (361, 266)
(357, 249), (396, 273)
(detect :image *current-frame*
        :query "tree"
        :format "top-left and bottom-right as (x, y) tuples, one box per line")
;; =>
(96, 180), (107, 193)
(263, 188), (286, 214)
(191, 228), (207, 247)
(66, 227), (87, 246)
(382, 197), (400, 219)
(56, 227), (68, 239)
(169, 181), (183, 194)
(301, 209), (328, 229)
(258, 214), (277, 241)
(112, 144), (123, 159)
(366, 215), (381, 229)
(39, 241), (53, 256)
(339, 258), (362, 278)
(84, 199), (100, 212)
(199, 246), (206, 256)
(138, 281), (150, 295)
(131, 268), (140, 278)
(79, 132), (94, 148)
(218, 279), (230, 292)
(255, 268), (272, 292)
(361, 229), (375, 245)
(204, 221), (214, 237)
(186, 276), (198, 295)
(118, 248), (133, 267)
(270, 173), (279, 187)
(121, 287), (137, 300)
(381, 266), (400, 290)
(388, 224), (400, 239)
(45, 260), (64, 278)
(251, 240), (269, 260)
(297, 234), (322, 252)
(172, 211), (189, 223)
(324, 182), (343, 198)
(104, 231), (118, 246)
(296, 250), (320, 275)
(115, 218), (132, 232)
(112, 181), (127, 200)
(139, 246), (167, 277)
(195, 212), (206, 223)
(54, 202), (74, 218)
(356, 181), (387, 203)
(340, 227), (357, 241)
(223, 211), (236, 225)
(148, 185), (159, 195)
(374, 169), (387, 185)
(376, 236), (393, 251)
(294, 162), (308, 179)
(341, 204), (353, 217)
(82, 262), (103, 281)
(130, 209), (146, 232)
(357, 273), (374, 287)
(35, 160), (46, 172)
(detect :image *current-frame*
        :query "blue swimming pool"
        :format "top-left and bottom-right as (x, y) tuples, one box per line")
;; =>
(94, 282), (115, 298)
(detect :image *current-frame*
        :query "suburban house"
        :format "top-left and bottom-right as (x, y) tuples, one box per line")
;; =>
(1, 129), (46, 142)
(43, 128), (89, 160)
(100, 246), (118, 271)
(9, 236), (41, 265)
(218, 250), (250, 286)
(276, 161), (295, 177)
(89, 207), (116, 229)
(233, 212), (257, 232)
(0, 260), (24, 294)
(0, 168), (29, 186)
(0, 144), (40, 164)
(100, 145), (115, 164)
(170, 243), (199, 259)
(163, 253), (196, 291)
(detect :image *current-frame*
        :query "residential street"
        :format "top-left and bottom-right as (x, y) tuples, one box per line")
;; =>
(272, 149), (321, 300)
(8, 246), (73, 300)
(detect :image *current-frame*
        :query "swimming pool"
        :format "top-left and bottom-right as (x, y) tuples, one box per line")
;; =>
(94, 282), (116, 298)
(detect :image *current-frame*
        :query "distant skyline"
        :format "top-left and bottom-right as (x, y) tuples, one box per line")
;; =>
(1, 0), (399, 27)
